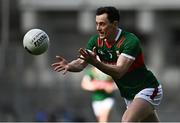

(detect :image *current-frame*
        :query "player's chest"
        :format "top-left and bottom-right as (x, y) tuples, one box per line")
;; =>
(96, 45), (123, 63)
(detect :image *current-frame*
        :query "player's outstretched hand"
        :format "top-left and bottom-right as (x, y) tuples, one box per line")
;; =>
(79, 47), (97, 65)
(51, 56), (69, 74)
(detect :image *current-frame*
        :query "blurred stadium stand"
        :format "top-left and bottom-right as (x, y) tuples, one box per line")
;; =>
(0, 0), (180, 121)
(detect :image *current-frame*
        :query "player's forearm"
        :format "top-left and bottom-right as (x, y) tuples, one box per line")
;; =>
(93, 60), (127, 79)
(68, 58), (87, 72)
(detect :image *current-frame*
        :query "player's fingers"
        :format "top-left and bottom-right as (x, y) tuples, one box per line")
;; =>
(79, 48), (84, 51)
(79, 48), (86, 55)
(52, 62), (65, 67)
(80, 48), (88, 54)
(56, 68), (65, 72)
(53, 66), (60, 71)
(78, 48), (83, 53)
(54, 65), (64, 71)
(93, 47), (97, 55)
(62, 69), (68, 75)
(78, 55), (85, 60)
(57, 68), (65, 72)
(85, 49), (91, 56)
(51, 63), (60, 67)
(79, 48), (88, 57)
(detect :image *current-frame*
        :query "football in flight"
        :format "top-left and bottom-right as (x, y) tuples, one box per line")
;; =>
(23, 29), (50, 55)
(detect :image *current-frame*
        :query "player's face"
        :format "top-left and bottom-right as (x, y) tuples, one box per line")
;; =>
(96, 13), (116, 40)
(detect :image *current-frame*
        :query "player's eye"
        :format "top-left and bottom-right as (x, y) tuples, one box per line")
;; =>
(99, 22), (105, 26)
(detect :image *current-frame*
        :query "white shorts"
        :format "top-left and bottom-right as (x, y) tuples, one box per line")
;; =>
(124, 85), (163, 108)
(92, 97), (114, 116)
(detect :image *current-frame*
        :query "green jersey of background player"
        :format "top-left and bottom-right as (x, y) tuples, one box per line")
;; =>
(52, 6), (163, 122)
(82, 66), (115, 101)
(81, 66), (117, 122)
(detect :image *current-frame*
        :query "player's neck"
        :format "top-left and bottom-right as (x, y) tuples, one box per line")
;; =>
(107, 29), (119, 43)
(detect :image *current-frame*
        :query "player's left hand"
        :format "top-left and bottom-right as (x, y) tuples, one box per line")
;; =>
(79, 47), (97, 65)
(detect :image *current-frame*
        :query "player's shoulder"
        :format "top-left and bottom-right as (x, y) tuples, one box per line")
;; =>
(123, 30), (139, 41)
(122, 30), (141, 45)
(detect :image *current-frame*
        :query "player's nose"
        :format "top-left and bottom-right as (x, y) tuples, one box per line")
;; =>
(96, 24), (101, 31)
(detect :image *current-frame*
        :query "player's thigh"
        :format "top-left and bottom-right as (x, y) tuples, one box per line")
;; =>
(122, 98), (154, 122)
(142, 110), (159, 122)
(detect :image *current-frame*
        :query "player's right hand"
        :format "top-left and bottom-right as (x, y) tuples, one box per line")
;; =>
(51, 55), (69, 74)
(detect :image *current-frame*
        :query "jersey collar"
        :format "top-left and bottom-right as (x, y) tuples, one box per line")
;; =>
(103, 28), (122, 48)
(115, 28), (122, 42)
(104, 28), (122, 42)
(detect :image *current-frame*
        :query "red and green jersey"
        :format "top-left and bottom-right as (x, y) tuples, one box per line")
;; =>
(86, 29), (159, 100)
(86, 67), (114, 101)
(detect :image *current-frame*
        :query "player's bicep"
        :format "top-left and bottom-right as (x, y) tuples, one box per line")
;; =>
(122, 33), (141, 58)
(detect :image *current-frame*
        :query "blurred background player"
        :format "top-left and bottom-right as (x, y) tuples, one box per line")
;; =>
(81, 66), (117, 122)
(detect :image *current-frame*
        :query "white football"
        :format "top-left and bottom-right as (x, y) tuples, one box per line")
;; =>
(23, 29), (49, 55)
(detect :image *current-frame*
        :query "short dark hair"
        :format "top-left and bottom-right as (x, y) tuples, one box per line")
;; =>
(96, 6), (120, 23)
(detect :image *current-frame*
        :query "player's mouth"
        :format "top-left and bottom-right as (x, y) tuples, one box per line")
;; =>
(99, 32), (105, 38)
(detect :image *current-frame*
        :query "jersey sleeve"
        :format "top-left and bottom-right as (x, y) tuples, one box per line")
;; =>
(121, 33), (141, 60)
